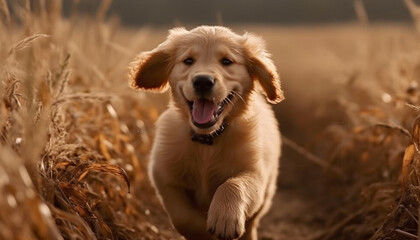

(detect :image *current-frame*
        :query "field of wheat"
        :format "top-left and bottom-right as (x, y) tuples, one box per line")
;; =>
(2, 1), (420, 240)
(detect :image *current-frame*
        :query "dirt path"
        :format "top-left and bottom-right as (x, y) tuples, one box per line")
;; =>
(146, 186), (328, 240)
(260, 189), (325, 240)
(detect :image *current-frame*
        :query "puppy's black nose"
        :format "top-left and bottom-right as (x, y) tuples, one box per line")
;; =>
(193, 75), (215, 94)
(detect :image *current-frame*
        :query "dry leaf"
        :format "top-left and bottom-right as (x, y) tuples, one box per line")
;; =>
(401, 144), (415, 187)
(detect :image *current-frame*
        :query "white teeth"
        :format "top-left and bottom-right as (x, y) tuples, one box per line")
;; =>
(218, 105), (222, 110)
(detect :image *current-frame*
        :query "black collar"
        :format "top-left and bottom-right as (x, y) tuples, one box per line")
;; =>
(191, 122), (228, 145)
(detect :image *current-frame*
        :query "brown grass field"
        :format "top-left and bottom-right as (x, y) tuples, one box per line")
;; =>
(3, 1), (420, 240)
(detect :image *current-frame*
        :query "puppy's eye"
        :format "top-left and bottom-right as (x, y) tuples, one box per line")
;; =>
(221, 58), (233, 66)
(183, 57), (194, 65)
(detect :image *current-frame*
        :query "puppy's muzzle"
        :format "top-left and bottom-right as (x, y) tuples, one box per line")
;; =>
(193, 75), (215, 95)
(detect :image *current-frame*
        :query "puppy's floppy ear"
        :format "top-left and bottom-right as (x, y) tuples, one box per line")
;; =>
(129, 48), (171, 92)
(242, 33), (285, 104)
(129, 27), (188, 92)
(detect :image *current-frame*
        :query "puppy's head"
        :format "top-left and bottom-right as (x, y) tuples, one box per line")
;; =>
(130, 26), (284, 134)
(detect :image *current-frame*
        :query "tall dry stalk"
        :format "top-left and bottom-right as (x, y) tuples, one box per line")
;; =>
(8, 33), (49, 56)
(354, 0), (369, 26)
(0, 0), (10, 25)
(405, 0), (420, 36)
(96, 0), (112, 23)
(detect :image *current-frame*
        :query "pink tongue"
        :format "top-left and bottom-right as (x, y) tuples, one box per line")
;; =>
(192, 99), (217, 124)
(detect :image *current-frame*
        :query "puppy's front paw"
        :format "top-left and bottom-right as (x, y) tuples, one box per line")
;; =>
(206, 203), (246, 240)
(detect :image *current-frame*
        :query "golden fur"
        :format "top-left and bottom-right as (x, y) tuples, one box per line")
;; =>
(130, 26), (284, 240)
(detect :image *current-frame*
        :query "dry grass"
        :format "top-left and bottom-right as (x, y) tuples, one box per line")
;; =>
(0, 1), (172, 239)
(264, 1), (420, 237)
(2, 0), (420, 240)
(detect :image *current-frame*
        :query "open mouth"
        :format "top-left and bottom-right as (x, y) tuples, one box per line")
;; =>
(186, 92), (235, 129)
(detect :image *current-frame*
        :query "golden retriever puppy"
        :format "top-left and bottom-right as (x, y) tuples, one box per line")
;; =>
(129, 26), (284, 240)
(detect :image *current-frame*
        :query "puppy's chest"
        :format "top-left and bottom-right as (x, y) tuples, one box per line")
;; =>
(179, 148), (233, 206)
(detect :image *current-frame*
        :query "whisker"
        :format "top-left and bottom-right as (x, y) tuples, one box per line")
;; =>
(225, 100), (232, 109)
(224, 95), (236, 110)
(226, 98), (233, 107)
(232, 91), (246, 104)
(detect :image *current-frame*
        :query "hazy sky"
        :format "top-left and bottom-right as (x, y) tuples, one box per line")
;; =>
(66, 0), (412, 26)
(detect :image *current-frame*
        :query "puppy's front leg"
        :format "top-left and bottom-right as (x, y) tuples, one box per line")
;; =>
(207, 174), (264, 240)
(152, 172), (214, 240)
